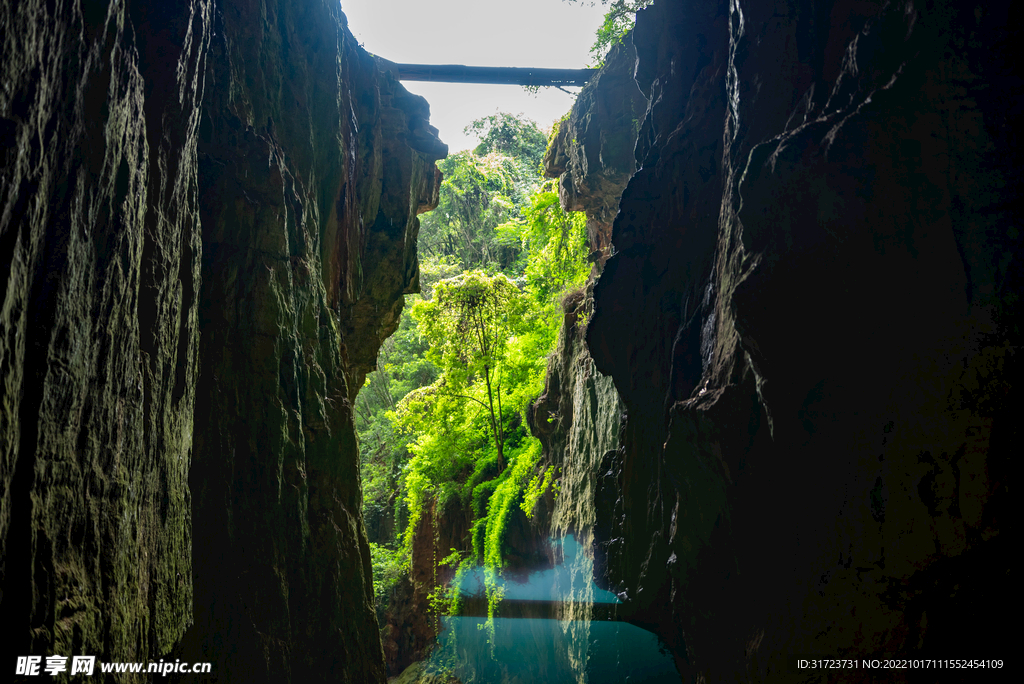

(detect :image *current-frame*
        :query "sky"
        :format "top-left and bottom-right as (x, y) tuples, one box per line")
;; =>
(339, 0), (610, 154)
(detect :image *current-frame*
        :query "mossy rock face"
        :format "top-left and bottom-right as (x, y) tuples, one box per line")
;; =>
(390, 660), (462, 684)
(1, 0), (206, 672)
(1, 1), (442, 682)
(182, 2), (444, 683)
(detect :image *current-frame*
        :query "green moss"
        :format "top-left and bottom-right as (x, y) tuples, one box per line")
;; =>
(482, 440), (541, 571)
(521, 465), (555, 519)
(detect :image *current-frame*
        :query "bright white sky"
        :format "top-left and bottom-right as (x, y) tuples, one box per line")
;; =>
(339, 0), (609, 153)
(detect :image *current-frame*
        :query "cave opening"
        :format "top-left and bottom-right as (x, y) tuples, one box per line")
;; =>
(344, 1), (673, 680)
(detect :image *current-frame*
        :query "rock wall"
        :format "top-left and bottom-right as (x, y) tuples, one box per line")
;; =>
(1, 0), (210, 669)
(529, 298), (625, 682)
(1, 1), (443, 682)
(544, 38), (647, 277)
(571, 0), (1017, 681)
(380, 496), (468, 677)
(529, 38), (636, 682)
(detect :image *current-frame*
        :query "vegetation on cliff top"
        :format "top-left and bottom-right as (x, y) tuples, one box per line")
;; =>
(563, 0), (653, 63)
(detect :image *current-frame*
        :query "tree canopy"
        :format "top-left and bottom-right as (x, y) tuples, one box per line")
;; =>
(413, 271), (527, 471)
(465, 112), (549, 171)
(417, 114), (548, 272)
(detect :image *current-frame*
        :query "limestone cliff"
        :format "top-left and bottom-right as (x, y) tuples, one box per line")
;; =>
(1, 0), (210, 670)
(558, 0), (1017, 681)
(1, 1), (443, 682)
(544, 38), (646, 277)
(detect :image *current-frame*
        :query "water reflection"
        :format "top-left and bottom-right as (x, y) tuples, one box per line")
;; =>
(434, 617), (680, 683)
(428, 534), (681, 684)
(452, 534), (620, 603)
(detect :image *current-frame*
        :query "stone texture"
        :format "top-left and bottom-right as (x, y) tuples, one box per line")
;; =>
(381, 497), (464, 678)
(544, 38), (647, 275)
(2, 1), (442, 681)
(529, 294), (625, 682)
(390, 659), (461, 684)
(582, 0), (1018, 681)
(1, 0), (209, 670)
(180, 3), (443, 683)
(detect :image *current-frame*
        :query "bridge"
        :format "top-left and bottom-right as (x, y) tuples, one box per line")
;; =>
(388, 63), (597, 87)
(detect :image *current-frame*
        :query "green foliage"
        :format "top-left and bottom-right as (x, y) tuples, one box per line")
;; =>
(418, 254), (465, 299)
(418, 151), (515, 269)
(564, 0), (653, 64)
(500, 186), (590, 305)
(466, 112), (549, 173)
(413, 271), (527, 390)
(369, 542), (408, 607)
(391, 211), (583, 559)
(521, 465), (556, 519)
(417, 114), (551, 273)
(470, 462), (501, 518)
(355, 113), (592, 656)
(356, 294), (439, 519)
(419, 148), (542, 272)
(482, 440), (543, 571)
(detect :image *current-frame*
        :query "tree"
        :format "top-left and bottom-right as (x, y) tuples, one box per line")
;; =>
(465, 113), (549, 172)
(412, 271), (527, 472)
(418, 114), (548, 272)
(562, 0), (654, 63)
(508, 187), (590, 304)
(418, 151), (521, 269)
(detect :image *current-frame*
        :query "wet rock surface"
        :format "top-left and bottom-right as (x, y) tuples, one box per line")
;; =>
(544, 38), (647, 276)
(2, 1), (442, 682)
(1, 0), (210, 668)
(3, 0), (1018, 682)
(581, 0), (1018, 681)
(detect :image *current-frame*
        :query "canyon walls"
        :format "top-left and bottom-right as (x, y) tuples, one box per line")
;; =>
(3, 0), (1018, 682)
(545, 0), (1017, 681)
(1, 0), (443, 681)
(1, 0), (211, 670)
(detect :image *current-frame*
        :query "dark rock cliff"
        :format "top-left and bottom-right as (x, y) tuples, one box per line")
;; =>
(1, 1), (442, 682)
(4, 0), (1018, 682)
(1, 0), (210, 669)
(544, 38), (647, 278)
(565, 0), (1017, 681)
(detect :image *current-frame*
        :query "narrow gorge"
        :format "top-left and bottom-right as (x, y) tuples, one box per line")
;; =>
(1, 1), (1016, 683)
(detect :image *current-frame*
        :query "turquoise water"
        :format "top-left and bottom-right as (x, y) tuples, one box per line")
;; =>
(428, 535), (682, 683)
(432, 616), (681, 683)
